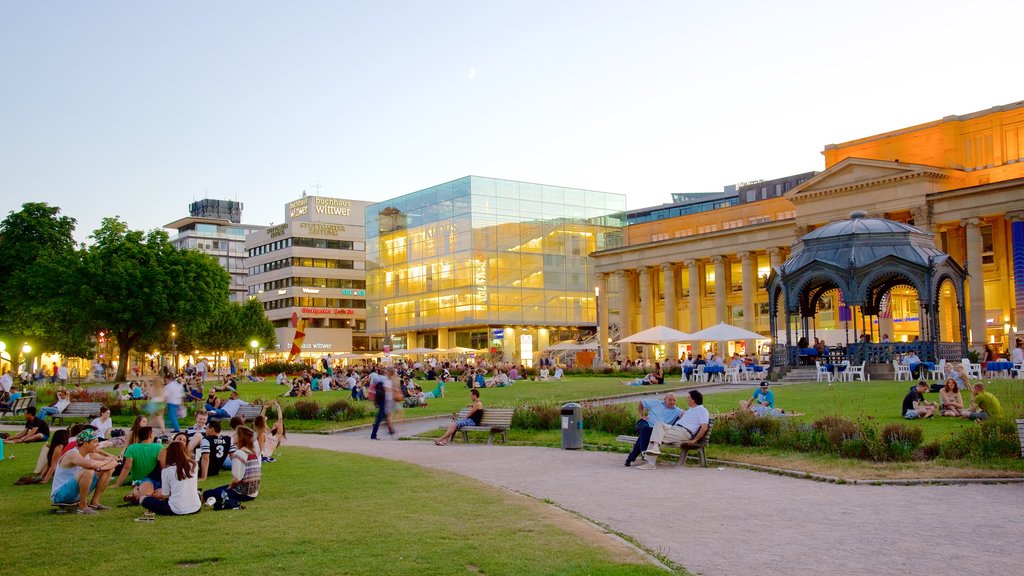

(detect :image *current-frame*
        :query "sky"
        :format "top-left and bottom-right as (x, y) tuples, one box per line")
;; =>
(2, 0), (1022, 241)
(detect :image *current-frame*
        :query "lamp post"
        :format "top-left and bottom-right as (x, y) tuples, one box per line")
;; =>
(250, 339), (259, 369)
(171, 324), (178, 373)
(22, 343), (32, 374)
(383, 305), (390, 353)
(594, 285), (601, 365)
(0, 341), (7, 371)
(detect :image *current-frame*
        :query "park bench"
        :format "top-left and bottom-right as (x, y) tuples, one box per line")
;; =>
(1, 395), (36, 417)
(51, 402), (103, 425)
(209, 403), (264, 422)
(615, 418), (715, 467)
(442, 408), (515, 445)
(1017, 419), (1024, 458)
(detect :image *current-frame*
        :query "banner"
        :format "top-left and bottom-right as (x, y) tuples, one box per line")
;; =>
(1013, 221), (1024, 335)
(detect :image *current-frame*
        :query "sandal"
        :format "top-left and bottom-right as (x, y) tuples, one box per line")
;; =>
(434, 440), (447, 446)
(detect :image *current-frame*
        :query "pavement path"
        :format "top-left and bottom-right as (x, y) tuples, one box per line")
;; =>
(288, 431), (1024, 576)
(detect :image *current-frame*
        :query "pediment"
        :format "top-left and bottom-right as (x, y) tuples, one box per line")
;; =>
(785, 157), (950, 203)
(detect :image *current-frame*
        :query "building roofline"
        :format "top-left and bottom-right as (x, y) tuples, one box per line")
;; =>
(164, 216), (267, 230)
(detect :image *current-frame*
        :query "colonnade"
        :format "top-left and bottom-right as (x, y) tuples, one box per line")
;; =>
(596, 247), (785, 362)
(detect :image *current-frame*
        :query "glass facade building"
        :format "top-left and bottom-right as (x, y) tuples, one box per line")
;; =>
(366, 176), (626, 362)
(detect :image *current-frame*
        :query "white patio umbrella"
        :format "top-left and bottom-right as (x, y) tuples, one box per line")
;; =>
(687, 322), (767, 342)
(444, 346), (478, 354)
(335, 352), (367, 360)
(617, 325), (693, 344)
(403, 347), (438, 355)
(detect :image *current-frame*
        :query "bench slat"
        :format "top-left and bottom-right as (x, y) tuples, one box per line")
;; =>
(444, 408), (515, 445)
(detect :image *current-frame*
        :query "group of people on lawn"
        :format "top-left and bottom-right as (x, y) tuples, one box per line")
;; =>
(4, 374), (285, 517)
(902, 379), (1003, 420)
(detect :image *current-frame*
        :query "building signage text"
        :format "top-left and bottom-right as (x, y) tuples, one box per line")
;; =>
(299, 221), (346, 236)
(301, 307), (356, 316)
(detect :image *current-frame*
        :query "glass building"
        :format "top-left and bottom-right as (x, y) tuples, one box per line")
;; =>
(366, 176), (626, 364)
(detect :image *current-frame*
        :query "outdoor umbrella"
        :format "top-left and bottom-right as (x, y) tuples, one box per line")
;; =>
(617, 325), (693, 344)
(444, 346), (478, 354)
(687, 322), (767, 342)
(403, 347), (438, 355)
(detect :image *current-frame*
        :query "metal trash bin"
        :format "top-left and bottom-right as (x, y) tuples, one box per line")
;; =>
(561, 402), (583, 449)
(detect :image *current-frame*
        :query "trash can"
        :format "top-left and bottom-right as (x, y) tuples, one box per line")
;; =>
(561, 402), (583, 450)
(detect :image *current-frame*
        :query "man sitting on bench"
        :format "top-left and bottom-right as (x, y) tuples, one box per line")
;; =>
(624, 393), (680, 467)
(638, 390), (710, 470)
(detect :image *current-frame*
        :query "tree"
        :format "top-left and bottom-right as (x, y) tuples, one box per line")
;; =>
(193, 298), (277, 368)
(237, 297), (277, 353)
(76, 218), (230, 382)
(0, 203), (78, 370)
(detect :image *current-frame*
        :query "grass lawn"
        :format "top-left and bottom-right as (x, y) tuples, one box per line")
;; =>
(0, 443), (668, 576)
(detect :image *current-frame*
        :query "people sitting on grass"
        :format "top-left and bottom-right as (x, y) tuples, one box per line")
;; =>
(113, 426), (164, 503)
(140, 440), (201, 516)
(939, 379), (964, 417)
(902, 381), (937, 419)
(5, 406), (50, 446)
(50, 428), (117, 514)
(203, 426), (261, 511)
(624, 393), (681, 467)
(486, 370), (510, 387)
(961, 383), (1004, 421)
(198, 420), (234, 481)
(737, 382), (801, 417)
(255, 401), (285, 463)
(638, 390), (710, 470)
(553, 366), (564, 380)
(538, 367), (551, 380)
(435, 389), (483, 446)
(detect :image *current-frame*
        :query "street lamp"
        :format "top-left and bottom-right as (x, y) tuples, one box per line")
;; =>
(171, 323), (178, 373)
(594, 285), (601, 365)
(0, 341), (7, 369)
(383, 305), (390, 353)
(21, 343), (32, 373)
(250, 339), (259, 367)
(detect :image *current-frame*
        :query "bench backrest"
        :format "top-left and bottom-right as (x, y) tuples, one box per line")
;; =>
(694, 418), (715, 446)
(237, 405), (263, 419)
(63, 402), (103, 417)
(455, 407), (514, 428)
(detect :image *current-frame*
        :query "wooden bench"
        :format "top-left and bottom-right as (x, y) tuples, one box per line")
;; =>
(209, 404), (264, 422)
(51, 402), (103, 425)
(615, 418), (715, 467)
(1016, 419), (1024, 459)
(443, 408), (515, 445)
(1, 395), (36, 417)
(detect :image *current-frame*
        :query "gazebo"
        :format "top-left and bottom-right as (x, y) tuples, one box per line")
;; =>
(766, 211), (968, 367)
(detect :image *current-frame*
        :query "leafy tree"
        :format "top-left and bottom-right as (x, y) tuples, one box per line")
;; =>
(77, 217), (230, 381)
(0, 203), (78, 370)
(193, 298), (277, 369)
(237, 297), (277, 352)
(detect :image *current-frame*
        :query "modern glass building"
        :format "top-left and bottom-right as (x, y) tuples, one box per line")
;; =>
(366, 176), (626, 364)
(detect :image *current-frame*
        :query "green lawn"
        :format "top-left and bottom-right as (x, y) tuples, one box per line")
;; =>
(0, 443), (668, 576)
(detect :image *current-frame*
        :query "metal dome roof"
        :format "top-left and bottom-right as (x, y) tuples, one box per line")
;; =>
(780, 211), (948, 273)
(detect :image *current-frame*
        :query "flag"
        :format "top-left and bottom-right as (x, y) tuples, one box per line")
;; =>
(287, 316), (307, 362)
(878, 294), (892, 319)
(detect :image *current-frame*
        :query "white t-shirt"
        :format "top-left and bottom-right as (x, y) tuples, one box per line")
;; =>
(0, 373), (12, 393)
(1012, 346), (1023, 364)
(161, 464), (201, 514)
(677, 405), (711, 436)
(164, 381), (185, 405)
(222, 398), (247, 417)
(90, 416), (113, 439)
(57, 366), (69, 380)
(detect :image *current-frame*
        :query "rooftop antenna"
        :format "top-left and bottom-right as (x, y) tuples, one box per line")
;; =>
(313, 180), (322, 195)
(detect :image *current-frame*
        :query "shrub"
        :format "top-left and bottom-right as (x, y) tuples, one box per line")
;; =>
(812, 415), (859, 450)
(254, 361), (313, 376)
(581, 403), (636, 436)
(325, 399), (370, 421)
(940, 418), (1020, 460)
(293, 400), (322, 420)
(512, 403), (562, 430)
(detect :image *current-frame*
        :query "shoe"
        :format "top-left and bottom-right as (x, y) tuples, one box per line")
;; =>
(624, 460), (632, 467)
(636, 462), (657, 470)
(90, 503), (111, 511)
(205, 497), (216, 507)
(76, 507), (97, 515)
(645, 444), (661, 456)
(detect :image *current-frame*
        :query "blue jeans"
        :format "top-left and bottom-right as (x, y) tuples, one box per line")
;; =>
(165, 404), (180, 432)
(626, 420), (653, 464)
(38, 406), (61, 421)
(370, 402), (389, 439)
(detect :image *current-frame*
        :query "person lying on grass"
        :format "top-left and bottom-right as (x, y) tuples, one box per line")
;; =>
(435, 389), (483, 446)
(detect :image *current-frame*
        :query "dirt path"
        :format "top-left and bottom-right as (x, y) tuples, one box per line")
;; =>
(287, 433), (1024, 576)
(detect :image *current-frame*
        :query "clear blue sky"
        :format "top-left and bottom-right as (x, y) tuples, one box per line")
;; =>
(2, 0), (1022, 241)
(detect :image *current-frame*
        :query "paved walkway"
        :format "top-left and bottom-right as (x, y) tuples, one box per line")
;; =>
(288, 432), (1024, 576)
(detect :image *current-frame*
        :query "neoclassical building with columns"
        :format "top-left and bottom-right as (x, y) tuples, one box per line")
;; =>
(592, 100), (1024, 362)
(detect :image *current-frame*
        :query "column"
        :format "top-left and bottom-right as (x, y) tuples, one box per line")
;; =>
(711, 255), (727, 356)
(615, 270), (635, 360)
(739, 252), (756, 355)
(638, 266), (653, 331)
(406, 330), (417, 351)
(961, 218), (986, 350)
(661, 263), (678, 358)
(768, 248), (784, 343)
(596, 273), (610, 365)
(437, 327), (449, 349)
(686, 259), (701, 355)
(878, 297), (895, 343)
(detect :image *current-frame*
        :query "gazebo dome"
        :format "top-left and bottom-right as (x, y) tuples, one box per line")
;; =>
(780, 211), (951, 274)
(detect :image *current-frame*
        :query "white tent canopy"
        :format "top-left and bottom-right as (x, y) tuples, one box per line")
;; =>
(401, 347), (438, 355)
(617, 325), (693, 344)
(545, 340), (599, 351)
(687, 322), (768, 342)
(335, 352), (368, 360)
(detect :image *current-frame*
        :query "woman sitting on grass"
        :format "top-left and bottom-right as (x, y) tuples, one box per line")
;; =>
(435, 389), (483, 446)
(15, 429), (70, 485)
(254, 401), (285, 463)
(939, 379), (964, 417)
(140, 440), (201, 516)
(203, 426), (261, 510)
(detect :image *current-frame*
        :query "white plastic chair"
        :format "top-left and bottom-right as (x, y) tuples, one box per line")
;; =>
(962, 359), (982, 380)
(893, 360), (911, 381)
(846, 361), (867, 382)
(927, 359), (945, 382)
(693, 365), (708, 383)
(815, 360), (832, 383)
(725, 366), (742, 383)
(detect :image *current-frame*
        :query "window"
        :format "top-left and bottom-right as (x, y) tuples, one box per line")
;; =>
(981, 225), (994, 265)
(651, 233), (669, 242)
(745, 190), (756, 202)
